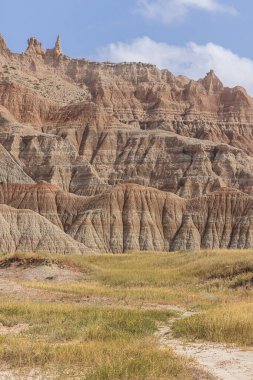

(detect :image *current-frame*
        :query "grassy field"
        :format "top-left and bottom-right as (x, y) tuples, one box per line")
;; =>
(0, 249), (253, 378)
(0, 302), (189, 379)
(173, 301), (253, 346)
(22, 249), (253, 308)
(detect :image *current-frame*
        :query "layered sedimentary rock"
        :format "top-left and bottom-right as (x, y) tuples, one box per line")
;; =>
(1, 34), (253, 253)
(0, 183), (252, 253)
(0, 204), (87, 254)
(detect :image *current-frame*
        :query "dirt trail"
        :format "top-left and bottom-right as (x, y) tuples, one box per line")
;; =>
(157, 311), (253, 380)
(1, 260), (253, 379)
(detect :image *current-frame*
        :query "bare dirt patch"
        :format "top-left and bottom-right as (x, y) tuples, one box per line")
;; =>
(0, 256), (91, 305)
(0, 368), (53, 380)
(0, 256), (85, 283)
(157, 312), (253, 380)
(0, 323), (29, 336)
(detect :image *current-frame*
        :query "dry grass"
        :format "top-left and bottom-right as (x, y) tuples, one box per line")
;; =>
(173, 302), (253, 346)
(20, 249), (253, 308)
(0, 302), (190, 379)
(0, 249), (253, 377)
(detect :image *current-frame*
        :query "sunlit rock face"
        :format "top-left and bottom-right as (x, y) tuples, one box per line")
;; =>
(1, 35), (253, 253)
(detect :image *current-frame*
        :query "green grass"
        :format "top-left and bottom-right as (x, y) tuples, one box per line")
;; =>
(0, 302), (190, 379)
(0, 302), (173, 339)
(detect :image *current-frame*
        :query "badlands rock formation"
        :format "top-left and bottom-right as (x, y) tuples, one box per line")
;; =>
(1, 34), (253, 253)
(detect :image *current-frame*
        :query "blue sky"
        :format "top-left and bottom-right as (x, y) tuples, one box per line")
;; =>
(2, 0), (253, 93)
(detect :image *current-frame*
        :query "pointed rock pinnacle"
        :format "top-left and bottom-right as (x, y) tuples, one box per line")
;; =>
(201, 69), (224, 93)
(54, 35), (62, 55)
(0, 33), (9, 53)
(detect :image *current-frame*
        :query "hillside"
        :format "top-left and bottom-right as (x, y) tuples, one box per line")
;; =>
(1, 34), (253, 253)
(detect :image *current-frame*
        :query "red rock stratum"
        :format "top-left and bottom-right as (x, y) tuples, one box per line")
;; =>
(1, 34), (253, 253)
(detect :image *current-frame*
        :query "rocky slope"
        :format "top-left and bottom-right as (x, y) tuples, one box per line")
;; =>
(0, 204), (87, 254)
(1, 34), (253, 253)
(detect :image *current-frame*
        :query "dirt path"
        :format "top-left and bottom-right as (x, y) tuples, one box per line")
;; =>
(157, 311), (253, 380)
(1, 261), (253, 379)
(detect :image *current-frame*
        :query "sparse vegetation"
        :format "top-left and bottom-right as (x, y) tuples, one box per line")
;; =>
(0, 301), (189, 379)
(21, 250), (253, 308)
(173, 302), (253, 346)
(0, 250), (253, 377)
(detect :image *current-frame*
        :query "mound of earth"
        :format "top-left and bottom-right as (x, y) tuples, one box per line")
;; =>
(0, 255), (85, 282)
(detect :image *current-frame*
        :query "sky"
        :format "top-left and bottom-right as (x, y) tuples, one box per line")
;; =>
(1, 0), (253, 93)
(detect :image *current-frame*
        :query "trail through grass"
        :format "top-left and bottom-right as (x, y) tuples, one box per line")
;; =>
(1, 249), (253, 378)
(0, 302), (189, 379)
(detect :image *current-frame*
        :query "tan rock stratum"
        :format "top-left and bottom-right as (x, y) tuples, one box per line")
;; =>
(1, 34), (253, 253)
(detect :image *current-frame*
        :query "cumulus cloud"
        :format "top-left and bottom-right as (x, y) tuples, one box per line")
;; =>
(136, 0), (237, 24)
(97, 37), (253, 95)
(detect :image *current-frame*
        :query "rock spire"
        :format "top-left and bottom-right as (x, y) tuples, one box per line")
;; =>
(26, 37), (45, 56)
(54, 34), (62, 55)
(0, 33), (9, 54)
(201, 69), (224, 93)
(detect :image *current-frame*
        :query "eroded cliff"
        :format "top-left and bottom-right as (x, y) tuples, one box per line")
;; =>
(1, 34), (253, 253)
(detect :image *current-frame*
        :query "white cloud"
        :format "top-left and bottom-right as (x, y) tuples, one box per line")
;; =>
(97, 37), (253, 95)
(136, 0), (237, 24)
